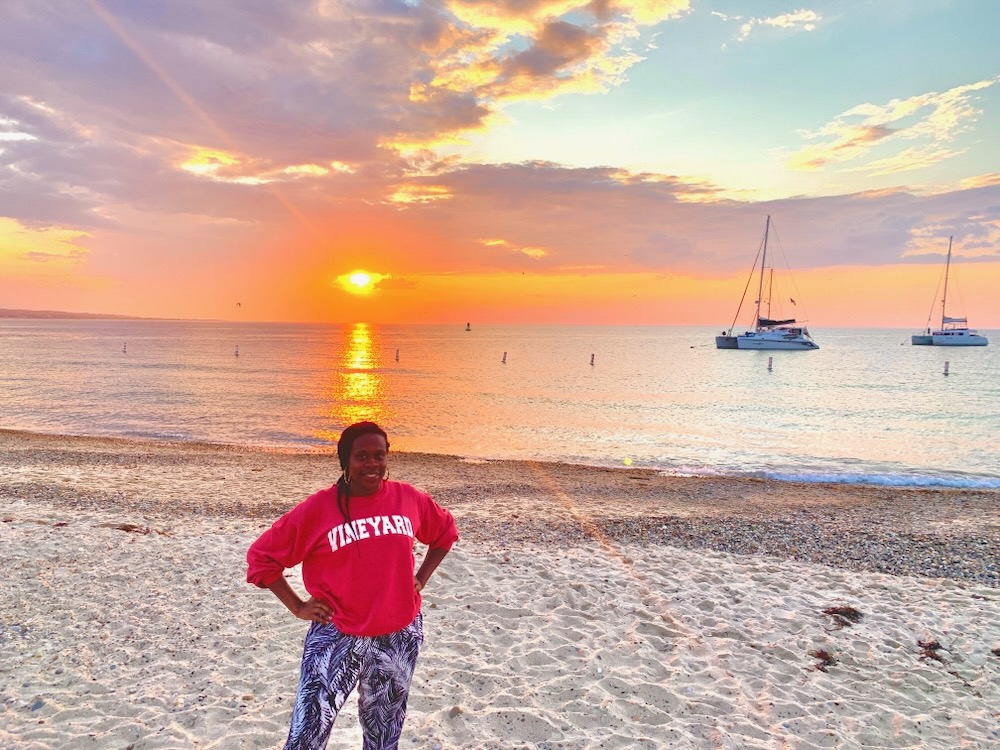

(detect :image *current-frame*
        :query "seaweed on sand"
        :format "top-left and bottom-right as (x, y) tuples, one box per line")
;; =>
(918, 639), (946, 663)
(808, 648), (837, 672)
(822, 605), (863, 631)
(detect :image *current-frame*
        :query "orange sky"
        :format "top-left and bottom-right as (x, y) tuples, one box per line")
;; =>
(1, 2), (999, 328)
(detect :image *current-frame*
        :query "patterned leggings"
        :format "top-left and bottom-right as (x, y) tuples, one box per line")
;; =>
(283, 613), (424, 750)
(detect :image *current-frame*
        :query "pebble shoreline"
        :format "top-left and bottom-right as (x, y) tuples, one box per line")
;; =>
(2, 429), (998, 587)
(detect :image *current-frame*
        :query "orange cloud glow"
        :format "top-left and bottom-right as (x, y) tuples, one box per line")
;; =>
(0, 218), (91, 274)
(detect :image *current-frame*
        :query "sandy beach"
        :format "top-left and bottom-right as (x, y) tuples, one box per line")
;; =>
(1, 429), (998, 749)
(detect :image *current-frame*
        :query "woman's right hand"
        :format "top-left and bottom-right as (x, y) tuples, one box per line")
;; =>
(296, 597), (332, 624)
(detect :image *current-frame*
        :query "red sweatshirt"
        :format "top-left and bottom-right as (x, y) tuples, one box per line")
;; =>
(247, 480), (459, 636)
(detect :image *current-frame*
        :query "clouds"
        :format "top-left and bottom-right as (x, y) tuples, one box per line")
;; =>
(365, 159), (1000, 274)
(0, 1), (998, 322)
(1, 0), (676, 206)
(738, 9), (821, 41)
(408, 0), (690, 133)
(787, 78), (999, 175)
(712, 7), (821, 43)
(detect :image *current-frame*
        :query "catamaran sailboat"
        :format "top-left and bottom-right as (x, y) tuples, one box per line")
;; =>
(716, 215), (819, 350)
(912, 236), (988, 347)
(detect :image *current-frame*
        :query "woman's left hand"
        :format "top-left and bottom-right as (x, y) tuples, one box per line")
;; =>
(413, 576), (424, 593)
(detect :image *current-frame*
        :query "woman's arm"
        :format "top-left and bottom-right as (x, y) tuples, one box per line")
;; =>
(414, 546), (450, 592)
(267, 576), (332, 623)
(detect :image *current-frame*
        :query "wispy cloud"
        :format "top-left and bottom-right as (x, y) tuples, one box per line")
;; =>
(713, 8), (821, 42)
(479, 236), (549, 261)
(0, 218), (90, 273)
(959, 173), (1000, 190)
(786, 78), (999, 173)
(845, 144), (964, 177)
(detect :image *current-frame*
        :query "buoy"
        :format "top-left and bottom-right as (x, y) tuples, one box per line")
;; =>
(501, 352), (507, 364)
(395, 348), (400, 362)
(944, 360), (949, 376)
(590, 353), (595, 366)
(767, 356), (773, 371)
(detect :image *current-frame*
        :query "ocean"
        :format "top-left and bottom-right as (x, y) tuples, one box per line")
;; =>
(1, 319), (997, 489)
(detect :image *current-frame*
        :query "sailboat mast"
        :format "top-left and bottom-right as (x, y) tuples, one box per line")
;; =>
(940, 236), (953, 329)
(754, 216), (770, 328)
(767, 269), (774, 319)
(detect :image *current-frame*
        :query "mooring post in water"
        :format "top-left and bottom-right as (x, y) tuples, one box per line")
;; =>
(502, 351), (507, 364)
(944, 360), (950, 376)
(590, 353), (595, 366)
(768, 356), (773, 372)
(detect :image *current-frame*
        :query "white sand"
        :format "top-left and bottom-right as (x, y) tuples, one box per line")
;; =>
(1, 432), (998, 749)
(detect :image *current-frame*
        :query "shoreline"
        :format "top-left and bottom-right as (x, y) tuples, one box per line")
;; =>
(2, 429), (1000, 749)
(6, 425), (999, 493)
(2, 428), (998, 587)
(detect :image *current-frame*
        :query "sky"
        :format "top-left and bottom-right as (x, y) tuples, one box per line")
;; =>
(1, 0), (999, 327)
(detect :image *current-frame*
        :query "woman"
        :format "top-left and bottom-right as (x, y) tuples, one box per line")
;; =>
(247, 421), (459, 750)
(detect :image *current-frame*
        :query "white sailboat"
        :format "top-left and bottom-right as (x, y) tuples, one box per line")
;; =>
(716, 215), (819, 351)
(911, 236), (988, 347)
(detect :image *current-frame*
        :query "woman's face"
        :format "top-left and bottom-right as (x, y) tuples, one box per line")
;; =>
(347, 432), (388, 496)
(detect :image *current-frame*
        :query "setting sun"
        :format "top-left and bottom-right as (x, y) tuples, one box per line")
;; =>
(337, 270), (381, 296)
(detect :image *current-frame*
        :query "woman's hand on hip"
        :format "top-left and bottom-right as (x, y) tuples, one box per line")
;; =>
(296, 597), (332, 624)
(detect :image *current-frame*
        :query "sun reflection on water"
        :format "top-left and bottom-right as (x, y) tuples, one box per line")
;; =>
(316, 323), (389, 442)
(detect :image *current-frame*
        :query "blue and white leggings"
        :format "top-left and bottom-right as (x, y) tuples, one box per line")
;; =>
(283, 613), (424, 750)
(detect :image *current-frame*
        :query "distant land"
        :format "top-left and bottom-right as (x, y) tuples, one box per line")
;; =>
(0, 308), (149, 320)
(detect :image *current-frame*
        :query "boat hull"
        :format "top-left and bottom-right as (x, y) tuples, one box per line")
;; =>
(931, 332), (988, 346)
(736, 336), (819, 350)
(732, 326), (819, 350)
(715, 335), (739, 349)
(911, 334), (933, 345)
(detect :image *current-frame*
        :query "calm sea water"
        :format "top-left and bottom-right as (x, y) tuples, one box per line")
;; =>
(1, 319), (998, 489)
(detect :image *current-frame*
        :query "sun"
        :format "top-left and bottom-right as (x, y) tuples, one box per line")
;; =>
(337, 270), (380, 296)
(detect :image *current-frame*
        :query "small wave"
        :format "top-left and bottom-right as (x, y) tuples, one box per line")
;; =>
(760, 470), (1000, 490)
(656, 464), (1000, 490)
(255, 430), (334, 447)
(119, 428), (197, 442)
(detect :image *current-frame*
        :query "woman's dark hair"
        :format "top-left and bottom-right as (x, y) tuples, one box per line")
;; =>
(335, 421), (390, 524)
